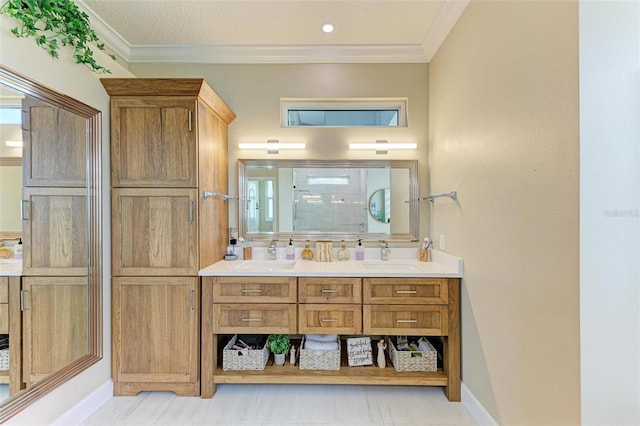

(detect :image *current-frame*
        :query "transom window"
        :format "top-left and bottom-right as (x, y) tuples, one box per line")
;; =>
(281, 99), (407, 127)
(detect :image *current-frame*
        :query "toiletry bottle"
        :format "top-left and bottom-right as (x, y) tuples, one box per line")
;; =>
(355, 239), (365, 260)
(337, 240), (350, 261)
(14, 238), (23, 259)
(301, 240), (313, 260)
(286, 238), (295, 260)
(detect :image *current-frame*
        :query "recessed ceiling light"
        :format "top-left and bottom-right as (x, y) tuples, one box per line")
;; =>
(322, 22), (335, 33)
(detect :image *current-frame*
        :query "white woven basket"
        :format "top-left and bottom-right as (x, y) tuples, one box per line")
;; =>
(222, 335), (270, 371)
(386, 336), (437, 372)
(0, 349), (9, 371)
(299, 336), (341, 371)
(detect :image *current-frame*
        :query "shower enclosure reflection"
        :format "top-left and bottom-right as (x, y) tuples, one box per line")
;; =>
(238, 159), (419, 241)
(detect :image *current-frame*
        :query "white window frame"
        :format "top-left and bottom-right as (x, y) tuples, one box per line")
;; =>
(281, 98), (408, 128)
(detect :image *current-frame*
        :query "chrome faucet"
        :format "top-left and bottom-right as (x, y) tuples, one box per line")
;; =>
(268, 240), (277, 260)
(380, 240), (390, 260)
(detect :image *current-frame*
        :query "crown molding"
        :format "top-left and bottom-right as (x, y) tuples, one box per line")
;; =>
(79, 0), (467, 65)
(77, 0), (132, 60)
(422, 0), (470, 61)
(126, 44), (428, 64)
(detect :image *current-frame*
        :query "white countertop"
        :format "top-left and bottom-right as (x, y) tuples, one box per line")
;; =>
(0, 259), (23, 276)
(199, 248), (463, 278)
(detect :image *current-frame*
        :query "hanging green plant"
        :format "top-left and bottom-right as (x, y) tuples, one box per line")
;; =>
(0, 0), (116, 73)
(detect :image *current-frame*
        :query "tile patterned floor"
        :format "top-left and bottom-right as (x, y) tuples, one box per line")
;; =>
(82, 384), (477, 426)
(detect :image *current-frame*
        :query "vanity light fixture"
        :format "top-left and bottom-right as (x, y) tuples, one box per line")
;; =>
(348, 140), (417, 154)
(5, 140), (23, 147)
(238, 139), (306, 154)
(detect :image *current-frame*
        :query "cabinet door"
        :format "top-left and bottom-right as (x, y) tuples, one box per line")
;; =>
(112, 277), (199, 389)
(110, 97), (197, 187)
(112, 188), (198, 276)
(197, 100), (229, 267)
(22, 187), (88, 276)
(21, 276), (88, 386)
(21, 96), (87, 187)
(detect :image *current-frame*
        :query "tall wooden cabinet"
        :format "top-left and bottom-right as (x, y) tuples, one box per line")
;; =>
(102, 79), (235, 396)
(19, 95), (89, 388)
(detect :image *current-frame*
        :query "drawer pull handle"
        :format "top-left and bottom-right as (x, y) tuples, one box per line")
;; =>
(321, 319), (338, 322)
(396, 290), (417, 294)
(321, 289), (338, 293)
(241, 289), (263, 293)
(396, 319), (418, 323)
(241, 318), (263, 322)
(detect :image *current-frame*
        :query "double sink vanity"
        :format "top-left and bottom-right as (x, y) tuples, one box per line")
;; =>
(199, 248), (463, 401)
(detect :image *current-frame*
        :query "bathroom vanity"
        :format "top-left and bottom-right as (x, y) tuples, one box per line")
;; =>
(199, 249), (462, 401)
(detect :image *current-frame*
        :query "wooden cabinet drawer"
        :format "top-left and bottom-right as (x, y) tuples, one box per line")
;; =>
(364, 278), (448, 305)
(0, 304), (8, 334)
(0, 277), (8, 303)
(298, 277), (361, 304)
(213, 303), (296, 334)
(298, 304), (362, 334)
(363, 305), (448, 335)
(210, 276), (296, 303)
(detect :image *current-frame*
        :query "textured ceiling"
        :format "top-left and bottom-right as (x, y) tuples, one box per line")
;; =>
(80, 0), (469, 63)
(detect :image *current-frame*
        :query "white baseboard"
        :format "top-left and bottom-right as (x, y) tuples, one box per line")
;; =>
(51, 380), (113, 426)
(461, 381), (498, 425)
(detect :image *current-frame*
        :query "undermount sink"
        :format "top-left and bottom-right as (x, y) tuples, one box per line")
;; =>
(237, 260), (296, 271)
(362, 261), (420, 271)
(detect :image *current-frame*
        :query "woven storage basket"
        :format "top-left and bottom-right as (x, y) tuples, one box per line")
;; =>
(222, 335), (270, 371)
(299, 336), (341, 371)
(418, 248), (431, 262)
(386, 336), (437, 372)
(0, 349), (9, 371)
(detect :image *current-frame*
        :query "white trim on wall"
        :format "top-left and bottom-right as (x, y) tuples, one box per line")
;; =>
(51, 380), (113, 426)
(461, 382), (498, 426)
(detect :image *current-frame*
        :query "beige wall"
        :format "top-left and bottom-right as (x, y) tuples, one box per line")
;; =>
(129, 63), (430, 244)
(428, 1), (580, 424)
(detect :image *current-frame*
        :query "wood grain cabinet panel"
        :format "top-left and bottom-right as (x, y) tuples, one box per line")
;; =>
(298, 303), (362, 334)
(112, 276), (199, 396)
(112, 188), (198, 276)
(21, 276), (88, 387)
(363, 304), (448, 336)
(0, 278), (7, 334)
(21, 187), (88, 276)
(109, 98), (197, 187)
(21, 96), (87, 187)
(212, 276), (296, 303)
(364, 277), (448, 305)
(212, 303), (296, 334)
(298, 277), (361, 304)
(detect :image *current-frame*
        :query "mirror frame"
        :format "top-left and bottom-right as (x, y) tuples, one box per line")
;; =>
(238, 159), (419, 242)
(0, 66), (102, 422)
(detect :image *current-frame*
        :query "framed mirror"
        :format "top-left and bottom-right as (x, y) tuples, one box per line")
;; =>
(0, 66), (102, 422)
(369, 188), (390, 224)
(238, 159), (419, 241)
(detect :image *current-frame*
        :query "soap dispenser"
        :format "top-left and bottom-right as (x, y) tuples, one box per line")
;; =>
(337, 240), (350, 261)
(14, 238), (22, 259)
(355, 239), (365, 261)
(301, 240), (313, 260)
(286, 238), (295, 260)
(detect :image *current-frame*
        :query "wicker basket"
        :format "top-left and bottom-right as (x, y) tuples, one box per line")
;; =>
(299, 336), (341, 371)
(386, 336), (437, 372)
(0, 349), (9, 371)
(418, 248), (431, 262)
(222, 335), (270, 371)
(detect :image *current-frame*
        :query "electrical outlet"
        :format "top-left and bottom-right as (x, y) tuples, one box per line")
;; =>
(439, 234), (446, 250)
